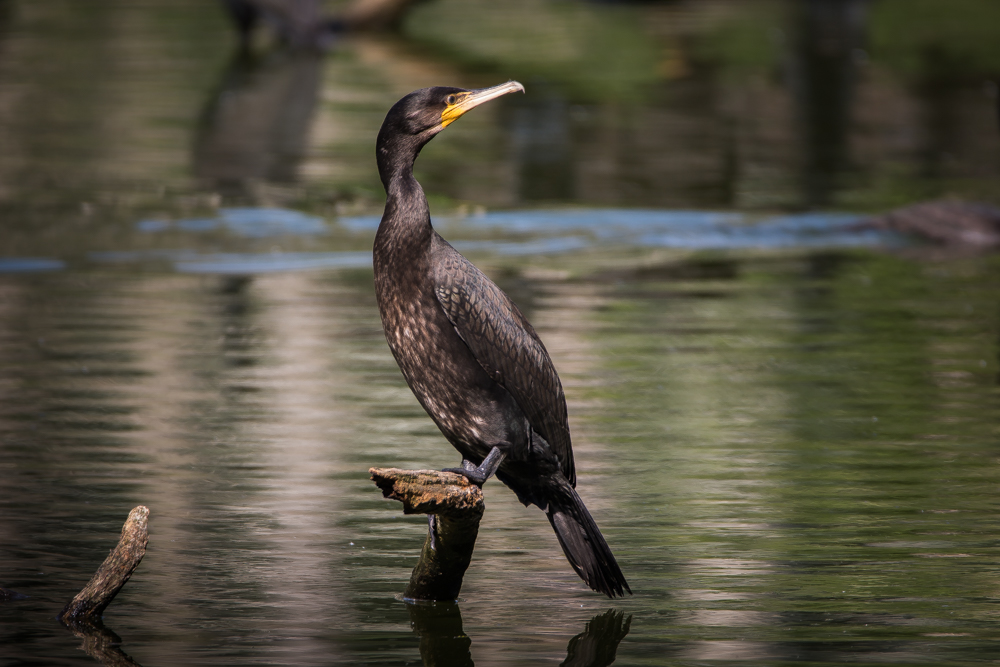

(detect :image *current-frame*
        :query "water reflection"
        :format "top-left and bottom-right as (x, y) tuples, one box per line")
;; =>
(1, 1), (1000, 664)
(508, 85), (574, 202)
(406, 604), (631, 667)
(341, 208), (892, 251)
(0, 257), (67, 272)
(0, 0), (998, 261)
(560, 609), (632, 667)
(791, 0), (867, 207)
(62, 618), (144, 667)
(0, 249), (999, 663)
(194, 50), (326, 200)
(221, 0), (337, 52)
(408, 603), (474, 667)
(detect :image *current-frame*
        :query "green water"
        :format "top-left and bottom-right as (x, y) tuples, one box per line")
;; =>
(2, 250), (999, 665)
(1, 1), (1000, 665)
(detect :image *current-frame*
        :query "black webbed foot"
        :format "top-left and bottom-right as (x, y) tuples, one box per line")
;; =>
(443, 446), (505, 487)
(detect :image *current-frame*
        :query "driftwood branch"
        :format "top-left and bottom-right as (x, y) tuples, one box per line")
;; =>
(370, 468), (484, 601)
(58, 506), (149, 623)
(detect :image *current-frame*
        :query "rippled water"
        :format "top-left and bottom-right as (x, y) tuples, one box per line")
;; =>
(2, 0), (1000, 665)
(1, 245), (999, 665)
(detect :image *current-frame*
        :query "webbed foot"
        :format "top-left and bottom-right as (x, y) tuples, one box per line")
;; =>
(443, 446), (505, 487)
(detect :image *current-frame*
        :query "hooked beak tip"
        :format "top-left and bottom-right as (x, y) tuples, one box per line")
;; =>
(440, 80), (526, 127)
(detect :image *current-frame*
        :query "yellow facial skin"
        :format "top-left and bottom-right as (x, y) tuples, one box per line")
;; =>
(439, 81), (525, 128)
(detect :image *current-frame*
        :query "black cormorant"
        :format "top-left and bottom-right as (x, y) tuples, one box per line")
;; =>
(373, 82), (631, 598)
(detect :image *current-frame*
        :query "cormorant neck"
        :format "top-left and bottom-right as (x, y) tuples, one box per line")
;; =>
(376, 126), (435, 194)
(375, 127), (436, 245)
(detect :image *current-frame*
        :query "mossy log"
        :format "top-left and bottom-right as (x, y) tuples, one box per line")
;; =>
(369, 468), (484, 601)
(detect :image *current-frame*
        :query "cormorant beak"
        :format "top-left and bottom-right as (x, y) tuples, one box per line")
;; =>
(440, 81), (525, 128)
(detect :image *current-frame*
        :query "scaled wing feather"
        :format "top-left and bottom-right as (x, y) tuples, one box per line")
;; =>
(432, 240), (576, 485)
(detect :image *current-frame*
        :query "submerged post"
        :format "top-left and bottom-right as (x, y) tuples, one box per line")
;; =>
(369, 468), (484, 601)
(59, 506), (149, 623)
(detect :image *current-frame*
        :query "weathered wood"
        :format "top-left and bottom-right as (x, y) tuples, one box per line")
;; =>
(58, 506), (149, 622)
(370, 468), (484, 601)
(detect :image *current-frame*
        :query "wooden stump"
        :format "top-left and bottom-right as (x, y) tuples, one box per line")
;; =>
(369, 468), (484, 601)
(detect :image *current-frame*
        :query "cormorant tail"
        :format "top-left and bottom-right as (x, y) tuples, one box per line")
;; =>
(543, 477), (631, 599)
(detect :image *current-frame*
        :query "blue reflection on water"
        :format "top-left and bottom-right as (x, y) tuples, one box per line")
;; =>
(452, 237), (591, 256)
(137, 208), (329, 238)
(636, 212), (886, 249)
(468, 209), (745, 236)
(175, 251), (371, 274)
(90, 250), (203, 263)
(0, 257), (66, 273)
(94, 208), (901, 275)
(341, 209), (895, 251)
(89, 250), (372, 274)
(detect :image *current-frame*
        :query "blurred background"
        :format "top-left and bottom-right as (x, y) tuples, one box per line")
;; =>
(1, 0), (998, 255)
(1, 1), (999, 665)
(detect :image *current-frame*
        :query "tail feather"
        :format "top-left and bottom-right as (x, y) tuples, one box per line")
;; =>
(543, 479), (631, 598)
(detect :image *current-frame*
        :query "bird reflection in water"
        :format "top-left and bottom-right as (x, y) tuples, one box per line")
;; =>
(60, 605), (632, 667)
(407, 604), (632, 667)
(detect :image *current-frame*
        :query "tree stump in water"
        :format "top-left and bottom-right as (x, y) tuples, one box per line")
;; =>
(369, 468), (484, 601)
(59, 506), (149, 623)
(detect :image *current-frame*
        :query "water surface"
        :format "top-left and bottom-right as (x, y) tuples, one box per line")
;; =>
(1, 1), (1000, 665)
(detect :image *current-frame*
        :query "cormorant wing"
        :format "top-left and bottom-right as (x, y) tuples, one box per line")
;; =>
(431, 237), (576, 485)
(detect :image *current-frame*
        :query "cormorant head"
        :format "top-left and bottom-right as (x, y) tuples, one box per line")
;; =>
(376, 81), (525, 187)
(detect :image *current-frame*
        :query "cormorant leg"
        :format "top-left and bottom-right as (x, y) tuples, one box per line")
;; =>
(444, 446), (505, 486)
(427, 515), (437, 551)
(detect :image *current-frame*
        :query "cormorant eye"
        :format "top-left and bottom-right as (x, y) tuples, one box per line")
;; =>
(446, 95), (457, 105)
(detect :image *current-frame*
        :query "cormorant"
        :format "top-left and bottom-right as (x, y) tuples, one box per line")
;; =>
(373, 82), (631, 598)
